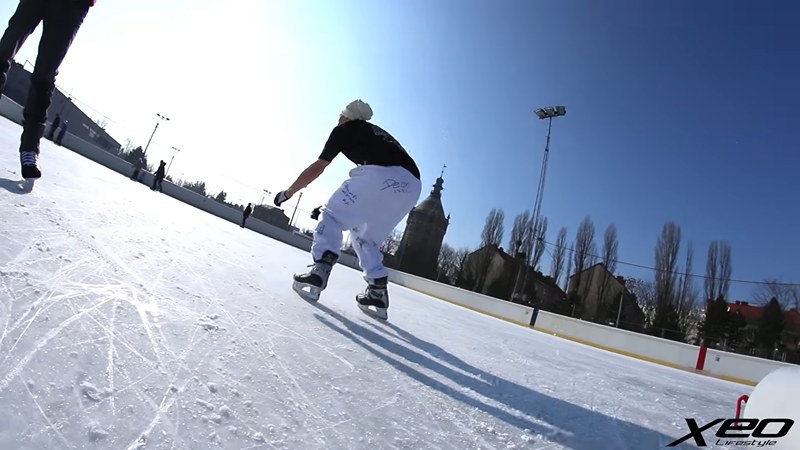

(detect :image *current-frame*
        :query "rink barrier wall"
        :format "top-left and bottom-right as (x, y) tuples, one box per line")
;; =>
(387, 270), (534, 326)
(386, 270), (794, 386)
(0, 95), (24, 123)
(1, 103), (788, 386)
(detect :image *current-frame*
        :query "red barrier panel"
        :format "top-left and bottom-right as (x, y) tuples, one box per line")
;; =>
(696, 345), (708, 370)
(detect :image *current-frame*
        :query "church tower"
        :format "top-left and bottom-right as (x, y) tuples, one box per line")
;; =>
(397, 167), (450, 279)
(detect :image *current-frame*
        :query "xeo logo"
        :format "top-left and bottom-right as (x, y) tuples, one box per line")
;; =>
(667, 418), (794, 447)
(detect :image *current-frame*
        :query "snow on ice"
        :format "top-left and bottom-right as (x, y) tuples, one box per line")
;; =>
(0, 118), (751, 449)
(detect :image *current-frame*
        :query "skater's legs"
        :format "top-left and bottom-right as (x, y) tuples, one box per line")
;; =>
(309, 165), (420, 273)
(19, 1), (88, 153)
(349, 167), (422, 280)
(0, 0), (44, 93)
(315, 165), (422, 280)
(310, 211), (345, 261)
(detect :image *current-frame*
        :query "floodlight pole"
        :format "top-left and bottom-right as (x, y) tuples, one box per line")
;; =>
(531, 115), (554, 238)
(166, 146), (180, 176)
(512, 106), (565, 303)
(143, 113), (170, 159)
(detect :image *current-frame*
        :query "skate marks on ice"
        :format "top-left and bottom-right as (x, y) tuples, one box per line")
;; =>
(0, 211), (268, 448)
(309, 302), (682, 449)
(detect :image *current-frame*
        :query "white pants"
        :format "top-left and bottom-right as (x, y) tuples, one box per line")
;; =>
(312, 165), (422, 280)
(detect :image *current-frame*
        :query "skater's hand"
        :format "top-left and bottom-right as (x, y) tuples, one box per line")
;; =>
(274, 190), (291, 206)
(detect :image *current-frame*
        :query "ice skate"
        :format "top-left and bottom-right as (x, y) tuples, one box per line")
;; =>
(20, 151), (41, 180)
(292, 251), (337, 301)
(356, 276), (389, 320)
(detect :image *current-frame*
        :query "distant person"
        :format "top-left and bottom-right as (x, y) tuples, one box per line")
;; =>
(54, 120), (68, 145)
(241, 203), (252, 228)
(47, 113), (61, 140)
(0, 0), (96, 179)
(130, 161), (140, 180)
(151, 160), (166, 192)
(274, 99), (422, 320)
(130, 155), (145, 181)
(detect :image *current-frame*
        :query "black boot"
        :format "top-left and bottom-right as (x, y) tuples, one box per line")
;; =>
(20, 151), (41, 179)
(292, 251), (338, 301)
(356, 276), (389, 320)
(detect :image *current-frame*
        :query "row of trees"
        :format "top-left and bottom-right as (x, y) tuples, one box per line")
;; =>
(427, 206), (798, 361)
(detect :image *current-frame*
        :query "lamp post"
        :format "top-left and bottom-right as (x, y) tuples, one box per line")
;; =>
(143, 113), (170, 159)
(166, 146), (180, 176)
(512, 105), (566, 301)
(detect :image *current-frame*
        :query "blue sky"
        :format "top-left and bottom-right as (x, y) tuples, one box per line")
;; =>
(342, 0), (800, 301)
(3, 0), (797, 301)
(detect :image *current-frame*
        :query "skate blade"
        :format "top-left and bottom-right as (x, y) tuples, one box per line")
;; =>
(358, 304), (388, 321)
(292, 280), (321, 302)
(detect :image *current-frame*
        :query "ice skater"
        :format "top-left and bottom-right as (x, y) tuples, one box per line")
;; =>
(241, 203), (252, 227)
(0, 0), (96, 179)
(151, 160), (166, 192)
(47, 113), (61, 140)
(274, 99), (422, 320)
(54, 119), (67, 145)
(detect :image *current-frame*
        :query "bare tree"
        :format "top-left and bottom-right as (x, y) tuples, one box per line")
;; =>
(481, 208), (505, 247)
(704, 240), (733, 300)
(550, 227), (568, 285)
(705, 241), (718, 301)
(627, 278), (657, 328)
(453, 247), (471, 286)
(436, 243), (459, 283)
(475, 208), (505, 291)
(650, 221), (685, 340)
(676, 242), (699, 332)
(380, 229), (403, 254)
(508, 211), (533, 257)
(718, 242), (732, 300)
(602, 224), (619, 274)
(123, 138), (136, 154)
(752, 279), (800, 309)
(654, 221), (681, 309)
(594, 223), (620, 317)
(571, 216), (597, 294)
(563, 243), (574, 292)
(530, 216), (548, 270)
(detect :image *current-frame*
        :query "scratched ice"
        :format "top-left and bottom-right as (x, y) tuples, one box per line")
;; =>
(0, 118), (750, 449)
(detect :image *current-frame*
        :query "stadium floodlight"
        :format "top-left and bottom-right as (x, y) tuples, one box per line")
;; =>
(512, 104), (567, 303)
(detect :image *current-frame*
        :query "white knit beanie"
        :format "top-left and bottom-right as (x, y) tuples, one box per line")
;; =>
(341, 99), (373, 121)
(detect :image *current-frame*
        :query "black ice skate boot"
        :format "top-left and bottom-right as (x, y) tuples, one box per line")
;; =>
(20, 151), (41, 179)
(356, 276), (389, 320)
(292, 251), (338, 301)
